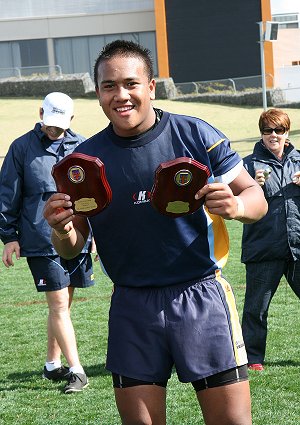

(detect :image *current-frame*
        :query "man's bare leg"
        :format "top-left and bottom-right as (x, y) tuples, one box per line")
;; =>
(197, 380), (252, 425)
(114, 385), (167, 425)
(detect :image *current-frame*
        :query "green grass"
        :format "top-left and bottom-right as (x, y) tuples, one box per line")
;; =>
(1, 98), (300, 424)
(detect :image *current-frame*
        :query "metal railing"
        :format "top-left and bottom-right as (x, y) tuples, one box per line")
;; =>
(0, 65), (62, 79)
(175, 75), (300, 105)
(175, 74), (274, 96)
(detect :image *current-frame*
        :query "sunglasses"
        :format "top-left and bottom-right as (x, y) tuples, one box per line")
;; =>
(261, 127), (286, 135)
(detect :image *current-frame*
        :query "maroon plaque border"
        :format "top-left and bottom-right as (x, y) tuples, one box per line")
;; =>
(150, 157), (210, 218)
(52, 152), (112, 217)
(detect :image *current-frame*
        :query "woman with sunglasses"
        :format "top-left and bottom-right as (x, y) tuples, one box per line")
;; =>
(241, 108), (300, 371)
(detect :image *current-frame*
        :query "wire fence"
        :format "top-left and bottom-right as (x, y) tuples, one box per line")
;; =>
(175, 75), (274, 96)
(0, 65), (62, 79)
(175, 74), (300, 105)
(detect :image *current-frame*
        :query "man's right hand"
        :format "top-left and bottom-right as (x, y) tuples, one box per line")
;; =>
(43, 193), (89, 260)
(2, 241), (20, 268)
(43, 193), (75, 233)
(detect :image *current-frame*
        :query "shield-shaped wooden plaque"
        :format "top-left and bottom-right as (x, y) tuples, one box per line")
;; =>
(52, 152), (112, 217)
(151, 157), (210, 218)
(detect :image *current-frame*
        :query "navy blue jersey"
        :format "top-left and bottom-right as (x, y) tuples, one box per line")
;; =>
(75, 111), (241, 287)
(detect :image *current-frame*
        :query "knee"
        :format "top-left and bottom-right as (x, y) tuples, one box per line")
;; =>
(46, 292), (70, 316)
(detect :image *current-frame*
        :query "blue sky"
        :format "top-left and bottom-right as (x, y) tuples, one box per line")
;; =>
(271, 0), (300, 14)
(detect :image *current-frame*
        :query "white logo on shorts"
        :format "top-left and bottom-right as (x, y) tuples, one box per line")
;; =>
(38, 279), (47, 286)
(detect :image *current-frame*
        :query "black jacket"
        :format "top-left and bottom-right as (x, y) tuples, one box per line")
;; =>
(241, 140), (300, 263)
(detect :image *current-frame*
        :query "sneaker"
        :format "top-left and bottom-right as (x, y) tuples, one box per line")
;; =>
(248, 363), (264, 371)
(42, 365), (70, 381)
(64, 372), (89, 393)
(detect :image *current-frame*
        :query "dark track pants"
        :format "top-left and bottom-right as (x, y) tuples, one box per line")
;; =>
(242, 259), (300, 364)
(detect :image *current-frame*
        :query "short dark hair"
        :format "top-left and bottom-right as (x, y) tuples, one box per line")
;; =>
(259, 108), (290, 132)
(93, 39), (154, 88)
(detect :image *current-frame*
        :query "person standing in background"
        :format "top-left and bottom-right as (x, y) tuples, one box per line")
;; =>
(241, 108), (300, 371)
(0, 92), (95, 393)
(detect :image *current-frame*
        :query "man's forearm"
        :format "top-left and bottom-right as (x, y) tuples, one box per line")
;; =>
(237, 185), (268, 224)
(51, 226), (86, 259)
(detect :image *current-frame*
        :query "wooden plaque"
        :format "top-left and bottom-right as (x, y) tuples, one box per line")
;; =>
(52, 152), (112, 217)
(150, 157), (210, 218)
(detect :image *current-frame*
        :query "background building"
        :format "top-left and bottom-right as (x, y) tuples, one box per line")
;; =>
(0, 0), (299, 100)
(0, 0), (157, 78)
(156, 0), (263, 83)
(271, 11), (300, 102)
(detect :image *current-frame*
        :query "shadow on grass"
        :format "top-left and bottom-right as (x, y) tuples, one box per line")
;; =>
(0, 363), (109, 391)
(231, 136), (258, 145)
(84, 363), (110, 377)
(265, 360), (300, 368)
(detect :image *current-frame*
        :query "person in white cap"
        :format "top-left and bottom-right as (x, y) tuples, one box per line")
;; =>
(42, 91), (75, 130)
(0, 92), (95, 393)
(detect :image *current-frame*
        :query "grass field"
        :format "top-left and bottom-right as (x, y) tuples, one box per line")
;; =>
(1, 97), (300, 424)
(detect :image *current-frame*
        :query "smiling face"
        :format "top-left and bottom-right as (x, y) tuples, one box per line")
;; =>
(261, 122), (289, 159)
(259, 109), (290, 160)
(95, 55), (156, 137)
(41, 125), (65, 140)
(39, 107), (66, 140)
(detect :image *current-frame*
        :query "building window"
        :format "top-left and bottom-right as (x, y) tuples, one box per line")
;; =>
(0, 32), (157, 79)
(0, 39), (48, 77)
(19, 39), (48, 68)
(54, 32), (157, 78)
(272, 13), (300, 29)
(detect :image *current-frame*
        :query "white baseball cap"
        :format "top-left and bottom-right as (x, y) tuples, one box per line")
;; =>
(42, 92), (74, 129)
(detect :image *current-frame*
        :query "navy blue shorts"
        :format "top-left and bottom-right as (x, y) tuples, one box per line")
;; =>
(106, 273), (248, 383)
(27, 254), (95, 292)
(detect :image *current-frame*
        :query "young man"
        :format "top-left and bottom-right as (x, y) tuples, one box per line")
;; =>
(0, 92), (94, 393)
(241, 108), (300, 372)
(43, 41), (267, 423)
